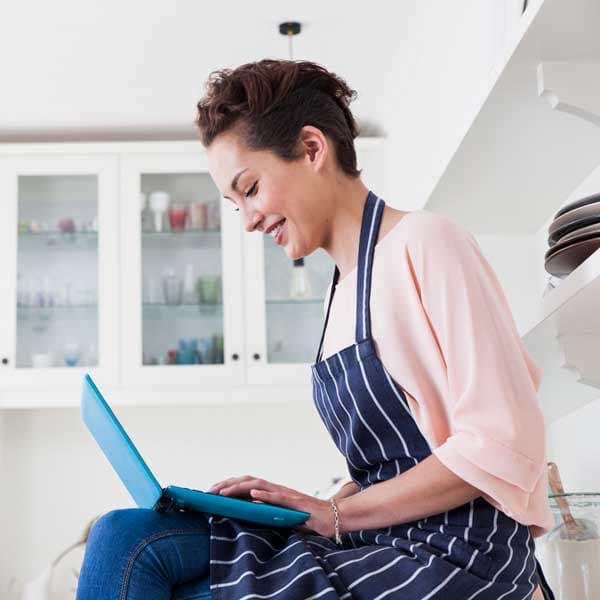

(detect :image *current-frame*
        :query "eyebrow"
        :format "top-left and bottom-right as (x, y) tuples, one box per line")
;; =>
(223, 168), (248, 200)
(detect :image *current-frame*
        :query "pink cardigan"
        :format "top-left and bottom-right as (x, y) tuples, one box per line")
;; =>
(321, 209), (554, 537)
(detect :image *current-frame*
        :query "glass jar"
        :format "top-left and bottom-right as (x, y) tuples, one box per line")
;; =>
(536, 493), (600, 599)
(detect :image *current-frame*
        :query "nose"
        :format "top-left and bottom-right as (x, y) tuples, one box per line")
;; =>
(244, 209), (264, 233)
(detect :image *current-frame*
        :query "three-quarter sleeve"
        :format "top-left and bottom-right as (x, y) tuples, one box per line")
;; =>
(404, 214), (550, 528)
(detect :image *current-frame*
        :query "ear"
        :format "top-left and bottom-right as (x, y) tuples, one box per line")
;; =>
(298, 126), (328, 171)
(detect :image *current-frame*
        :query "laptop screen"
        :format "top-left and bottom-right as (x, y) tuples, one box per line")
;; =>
(81, 374), (163, 509)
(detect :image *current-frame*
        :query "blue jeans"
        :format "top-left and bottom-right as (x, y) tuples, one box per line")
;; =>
(75, 508), (212, 599)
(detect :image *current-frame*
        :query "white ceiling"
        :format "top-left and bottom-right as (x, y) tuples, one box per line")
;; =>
(0, 0), (422, 141)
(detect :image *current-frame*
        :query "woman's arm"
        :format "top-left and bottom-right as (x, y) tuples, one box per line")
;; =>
(336, 454), (481, 533)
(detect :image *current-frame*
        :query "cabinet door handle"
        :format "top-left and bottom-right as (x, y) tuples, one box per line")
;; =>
(252, 353), (261, 361)
(231, 353), (239, 361)
(1, 357), (9, 366)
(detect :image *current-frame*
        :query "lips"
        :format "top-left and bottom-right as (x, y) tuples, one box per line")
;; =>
(266, 218), (286, 236)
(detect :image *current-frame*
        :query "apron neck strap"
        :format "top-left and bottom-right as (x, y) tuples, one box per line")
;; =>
(314, 265), (340, 365)
(313, 190), (385, 364)
(355, 191), (384, 342)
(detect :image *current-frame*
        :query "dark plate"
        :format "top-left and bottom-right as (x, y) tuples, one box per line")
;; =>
(544, 237), (600, 277)
(548, 202), (600, 246)
(545, 231), (600, 260)
(558, 222), (600, 245)
(554, 192), (600, 220)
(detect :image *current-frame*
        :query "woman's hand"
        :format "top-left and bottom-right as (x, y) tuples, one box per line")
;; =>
(331, 480), (360, 501)
(207, 475), (337, 538)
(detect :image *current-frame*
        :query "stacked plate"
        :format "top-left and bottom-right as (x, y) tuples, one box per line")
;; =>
(545, 192), (600, 277)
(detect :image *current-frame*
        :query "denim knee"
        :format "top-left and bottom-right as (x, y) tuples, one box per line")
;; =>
(78, 508), (211, 600)
(88, 508), (156, 549)
(87, 507), (210, 553)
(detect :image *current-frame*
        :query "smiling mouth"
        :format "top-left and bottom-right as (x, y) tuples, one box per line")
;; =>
(267, 219), (286, 237)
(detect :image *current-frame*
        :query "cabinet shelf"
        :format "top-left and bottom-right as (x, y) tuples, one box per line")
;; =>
(141, 229), (221, 250)
(17, 304), (98, 321)
(18, 231), (98, 251)
(425, 0), (600, 234)
(522, 247), (600, 422)
(142, 302), (222, 319)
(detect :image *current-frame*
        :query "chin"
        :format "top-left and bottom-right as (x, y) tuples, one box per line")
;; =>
(284, 247), (301, 260)
(282, 242), (301, 261)
(286, 242), (317, 261)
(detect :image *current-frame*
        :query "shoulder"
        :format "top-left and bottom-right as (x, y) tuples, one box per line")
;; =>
(404, 209), (474, 243)
(385, 209), (478, 258)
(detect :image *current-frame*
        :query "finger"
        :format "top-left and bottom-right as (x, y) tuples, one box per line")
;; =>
(219, 478), (274, 496)
(207, 475), (256, 493)
(249, 489), (302, 510)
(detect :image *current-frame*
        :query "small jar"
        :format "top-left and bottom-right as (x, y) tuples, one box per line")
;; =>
(168, 203), (187, 232)
(190, 201), (208, 230)
(536, 493), (600, 599)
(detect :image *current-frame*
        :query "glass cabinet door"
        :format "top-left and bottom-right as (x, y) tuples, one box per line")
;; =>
(0, 156), (119, 390)
(120, 154), (244, 387)
(263, 238), (333, 364)
(243, 229), (333, 385)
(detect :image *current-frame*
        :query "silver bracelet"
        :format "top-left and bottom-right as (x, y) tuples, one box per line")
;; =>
(329, 497), (342, 546)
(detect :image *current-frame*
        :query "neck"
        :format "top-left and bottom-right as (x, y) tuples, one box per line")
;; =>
(321, 177), (370, 279)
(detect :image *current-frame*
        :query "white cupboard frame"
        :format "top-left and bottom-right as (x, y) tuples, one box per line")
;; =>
(119, 152), (246, 388)
(0, 154), (120, 392)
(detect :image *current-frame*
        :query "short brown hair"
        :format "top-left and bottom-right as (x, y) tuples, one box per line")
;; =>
(195, 59), (362, 178)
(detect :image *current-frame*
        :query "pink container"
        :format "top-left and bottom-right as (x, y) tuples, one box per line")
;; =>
(168, 204), (187, 231)
(190, 202), (208, 230)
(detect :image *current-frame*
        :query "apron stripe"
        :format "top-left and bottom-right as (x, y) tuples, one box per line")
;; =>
(495, 529), (534, 600)
(465, 521), (520, 600)
(338, 353), (390, 461)
(381, 367), (412, 416)
(317, 364), (374, 476)
(354, 345), (416, 464)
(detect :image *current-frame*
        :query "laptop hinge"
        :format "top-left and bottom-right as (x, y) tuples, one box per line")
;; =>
(153, 488), (177, 513)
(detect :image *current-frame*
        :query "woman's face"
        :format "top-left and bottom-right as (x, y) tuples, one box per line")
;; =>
(207, 126), (332, 260)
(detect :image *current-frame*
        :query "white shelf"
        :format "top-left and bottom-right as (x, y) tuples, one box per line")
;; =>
(522, 247), (600, 422)
(425, 0), (600, 234)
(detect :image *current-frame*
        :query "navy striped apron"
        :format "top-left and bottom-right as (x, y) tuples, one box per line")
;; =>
(206, 190), (554, 599)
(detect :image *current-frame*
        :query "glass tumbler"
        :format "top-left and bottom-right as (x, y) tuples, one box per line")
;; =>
(163, 272), (183, 305)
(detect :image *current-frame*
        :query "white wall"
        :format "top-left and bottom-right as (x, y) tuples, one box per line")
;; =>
(381, 1), (521, 209)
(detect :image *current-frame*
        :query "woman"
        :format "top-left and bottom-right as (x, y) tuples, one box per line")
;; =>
(76, 59), (555, 600)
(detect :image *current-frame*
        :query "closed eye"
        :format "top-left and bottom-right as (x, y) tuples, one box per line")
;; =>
(245, 181), (258, 198)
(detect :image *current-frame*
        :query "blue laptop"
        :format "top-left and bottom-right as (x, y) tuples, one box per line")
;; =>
(81, 373), (310, 527)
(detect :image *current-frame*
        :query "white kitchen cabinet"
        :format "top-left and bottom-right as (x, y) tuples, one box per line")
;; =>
(119, 152), (246, 387)
(0, 139), (389, 404)
(0, 155), (120, 393)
